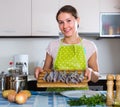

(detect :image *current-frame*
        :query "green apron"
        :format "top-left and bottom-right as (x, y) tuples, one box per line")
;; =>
(54, 41), (86, 70)
(47, 39), (88, 92)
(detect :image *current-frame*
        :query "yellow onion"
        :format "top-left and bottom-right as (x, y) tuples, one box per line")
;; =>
(15, 92), (28, 104)
(19, 90), (31, 98)
(8, 92), (16, 102)
(2, 90), (16, 99)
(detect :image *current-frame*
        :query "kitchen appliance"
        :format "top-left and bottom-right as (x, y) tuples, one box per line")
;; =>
(5, 73), (27, 92)
(13, 54), (28, 75)
(0, 72), (6, 91)
(0, 71), (27, 92)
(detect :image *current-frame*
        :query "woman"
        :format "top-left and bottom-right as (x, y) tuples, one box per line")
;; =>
(34, 5), (99, 90)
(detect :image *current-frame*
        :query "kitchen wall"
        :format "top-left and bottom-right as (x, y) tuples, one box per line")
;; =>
(0, 37), (120, 75)
(0, 38), (54, 75)
(88, 37), (120, 75)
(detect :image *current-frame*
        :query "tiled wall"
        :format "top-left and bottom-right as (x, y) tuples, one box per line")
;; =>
(0, 37), (120, 75)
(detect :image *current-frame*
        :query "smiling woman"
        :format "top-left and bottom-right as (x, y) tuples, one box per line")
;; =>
(34, 5), (99, 91)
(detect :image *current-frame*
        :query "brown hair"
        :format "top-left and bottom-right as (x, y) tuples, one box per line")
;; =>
(56, 5), (79, 22)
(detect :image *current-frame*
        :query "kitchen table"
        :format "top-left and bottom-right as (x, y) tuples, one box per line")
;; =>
(0, 91), (107, 107)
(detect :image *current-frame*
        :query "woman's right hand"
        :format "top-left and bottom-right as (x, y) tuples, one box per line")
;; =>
(34, 67), (44, 79)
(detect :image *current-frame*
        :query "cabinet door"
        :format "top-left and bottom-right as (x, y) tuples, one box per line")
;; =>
(32, 0), (59, 36)
(58, 0), (99, 33)
(0, 0), (31, 36)
(100, 0), (120, 12)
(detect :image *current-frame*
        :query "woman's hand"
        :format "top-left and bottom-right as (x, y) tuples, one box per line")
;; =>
(34, 67), (44, 79)
(84, 68), (99, 83)
(84, 68), (92, 82)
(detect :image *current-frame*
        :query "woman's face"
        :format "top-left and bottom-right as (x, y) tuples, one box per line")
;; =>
(57, 12), (79, 37)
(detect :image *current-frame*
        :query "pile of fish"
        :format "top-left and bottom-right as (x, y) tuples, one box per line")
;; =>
(43, 70), (84, 84)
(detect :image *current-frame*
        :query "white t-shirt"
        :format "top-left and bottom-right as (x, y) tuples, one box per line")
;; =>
(46, 38), (97, 64)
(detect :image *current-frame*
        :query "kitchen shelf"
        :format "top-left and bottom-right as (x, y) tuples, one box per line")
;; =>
(0, 36), (59, 38)
(96, 36), (120, 40)
(2, 33), (120, 40)
(0, 33), (100, 39)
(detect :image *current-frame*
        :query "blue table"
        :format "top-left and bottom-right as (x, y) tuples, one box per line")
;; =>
(0, 91), (107, 107)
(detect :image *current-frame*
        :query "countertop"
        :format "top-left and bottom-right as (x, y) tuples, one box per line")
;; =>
(0, 91), (107, 107)
(28, 74), (108, 81)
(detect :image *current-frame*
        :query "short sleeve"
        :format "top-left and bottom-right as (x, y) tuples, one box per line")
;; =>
(46, 42), (53, 56)
(82, 39), (97, 61)
(46, 39), (60, 61)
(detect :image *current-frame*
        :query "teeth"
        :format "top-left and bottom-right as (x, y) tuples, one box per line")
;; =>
(64, 29), (70, 33)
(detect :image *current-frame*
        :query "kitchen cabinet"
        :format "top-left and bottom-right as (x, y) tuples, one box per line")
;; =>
(58, 0), (100, 33)
(0, 0), (100, 37)
(100, 13), (120, 37)
(100, 0), (120, 12)
(0, 0), (31, 36)
(32, 0), (59, 36)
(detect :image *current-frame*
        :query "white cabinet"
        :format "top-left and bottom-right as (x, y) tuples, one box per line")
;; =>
(100, 0), (120, 12)
(0, 0), (31, 36)
(58, 0), (100, 33)
(32, 0), (59, 36)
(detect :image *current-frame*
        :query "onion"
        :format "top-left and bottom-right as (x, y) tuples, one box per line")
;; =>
(2, 90), (16, 99)
(15, 92), (28, 104)
(19, 90), (31, 98)
(8, 92), (16, 102)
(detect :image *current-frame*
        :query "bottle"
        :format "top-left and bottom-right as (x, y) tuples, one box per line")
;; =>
(106, 74), (114, 106)
(114, 75), (120, 105)
(109, 26), (114, 35)
(8, 61), (14, 74)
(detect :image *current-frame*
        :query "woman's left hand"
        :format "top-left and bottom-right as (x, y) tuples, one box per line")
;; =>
(84, 68), (92, 82)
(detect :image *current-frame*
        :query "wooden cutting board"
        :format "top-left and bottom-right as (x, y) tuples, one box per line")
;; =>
(37, 69), (88, 88)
